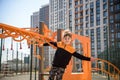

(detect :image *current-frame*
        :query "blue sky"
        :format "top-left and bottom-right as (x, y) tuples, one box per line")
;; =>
(0, 0), (49, 62)
(0, 0), (49, 27)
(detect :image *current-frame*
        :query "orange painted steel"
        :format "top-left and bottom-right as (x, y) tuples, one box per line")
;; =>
(92, 58), (120, 80)
(0, 23), (92, 80)
(1, 23), (120, 80)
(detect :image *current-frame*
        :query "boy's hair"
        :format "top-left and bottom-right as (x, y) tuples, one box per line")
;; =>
(63, 30), (72, 38)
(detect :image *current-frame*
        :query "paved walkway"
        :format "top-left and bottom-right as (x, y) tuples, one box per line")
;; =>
(0, 72), (40, 80)
(0, 73), (114, 80)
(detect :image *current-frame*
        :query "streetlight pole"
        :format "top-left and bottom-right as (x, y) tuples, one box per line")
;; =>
(106, 26), (110, 80)
(6, 48), (8, 64)
(0, 29), (3, 72)
(21, 53), (23, 73)
(12, 50), (14, 71)
(35, 45), (37, 80)
(30, 44), (33, 80)
(16, 43), (18, 75)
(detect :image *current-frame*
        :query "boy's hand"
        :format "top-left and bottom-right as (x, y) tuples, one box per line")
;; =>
(90, 57), (96, 62)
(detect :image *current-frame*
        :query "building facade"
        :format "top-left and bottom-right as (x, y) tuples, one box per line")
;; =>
(67, 0), (110, 71)
(31, 11), (39, 28)
(49, 0), (68, 67)
(107, 0), (120, 69)
(67, 0), (120, 70)
(39, 4), (49, 69)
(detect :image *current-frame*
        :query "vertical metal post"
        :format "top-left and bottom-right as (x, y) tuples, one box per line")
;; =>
(106, 26), (110, 80)
(35, 45), (37, 80)
(28, 55), (30, 72)
(0, 39), (2, 72)
(30, 44), (33, 80)
(6, 48), (8, 64)
(21, 53), (23, 73)
(0, 29), (3, 72)
(39, 22), (44, 80)
(12, 50), (14, 72)
(16, 43), (18, 75)
(24, 54), (26, 72)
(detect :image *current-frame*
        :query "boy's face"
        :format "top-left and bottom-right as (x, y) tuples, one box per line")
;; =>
(63, 36), (72, 45)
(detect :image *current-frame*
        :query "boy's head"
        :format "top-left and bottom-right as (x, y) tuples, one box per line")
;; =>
(62, 30), (72, 45)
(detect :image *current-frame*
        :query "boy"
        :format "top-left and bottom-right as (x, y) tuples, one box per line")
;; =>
(42, 30), (94, 80)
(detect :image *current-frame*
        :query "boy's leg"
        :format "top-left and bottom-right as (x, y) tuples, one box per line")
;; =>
(48, 67), (65, 80)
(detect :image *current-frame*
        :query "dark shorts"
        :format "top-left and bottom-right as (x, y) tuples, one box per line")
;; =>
(48, 66), (65, 80)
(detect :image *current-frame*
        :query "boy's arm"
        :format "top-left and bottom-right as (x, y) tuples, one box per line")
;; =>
(43, 42), (57, 47)
(72, 52), (91, 61)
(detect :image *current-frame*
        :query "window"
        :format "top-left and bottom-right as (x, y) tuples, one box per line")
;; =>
(69, 10), (72, 15)
(110, 0), (113, 5)
(115, 13), (120, 21)
(90, 15), (94, 22)
(111, 33), (114, 38)
(96, 27), (101, 40)
(115, 23), (120, 30)
(69, 21), (72, 27)
(80, 24), (83, 29)
(86, 23), (89, 28)
(91, 36), (94, 42)
(90, 29), (94, 36)
(90, 2), (94, 8)
(86, 16), (89, 21)
(115, 4), (120, 11)
(110, 15), (114, 23)
(103, 3), (107, 10)
(69, 15), (72, 21)
(75, 20), (78, 24)
(80, 18), (83, 23)
(103, 0), (107, 3)
(75, 7), (78, 12)
(97, 49), (101, 54)
(75, 25), (78, 30)
(86, 4), (89, 8)
(86, 10), (89, 15)
(110, 6), (113, 12)
(80, 6), (83, 10)
(69, 0), (72, 3)
(110, 24), (114, 32)
(80, 0), (83, 4)
(103, 11), (107, 17)
(96, 14), (100, 20)
(75, 1), (78, 6)
(103, 26), (107, 33)
(96, 7), (100, 13)
(117, 32), (120, 39)
(80, 12), (83, 16)
(104, 40), (107, 47)
(75, 13), (78, 18)
(97, 27), (100, 33)
(97, 42), (101, 49)
(117, 42), (120, 48)
(86, 30), (89, 35)
(69, 3), (72, 8)
(90, 22), (94, 27)
(103, 18), (107, 24)
(90, 9), (94, 15)
(96, 0), (100, 6)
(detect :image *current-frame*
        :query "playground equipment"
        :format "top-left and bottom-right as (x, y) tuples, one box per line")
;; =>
(0, 23), (120, 80)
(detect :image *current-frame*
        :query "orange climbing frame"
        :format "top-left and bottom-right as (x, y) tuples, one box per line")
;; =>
(63, 34), (91, 80)
(0, 23), (91, 80)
